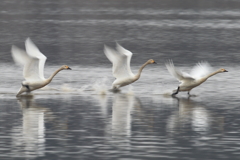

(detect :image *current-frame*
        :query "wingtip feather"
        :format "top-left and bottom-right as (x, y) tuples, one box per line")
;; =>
(11, 45), (18, 53)
(165, 59), (174, 68)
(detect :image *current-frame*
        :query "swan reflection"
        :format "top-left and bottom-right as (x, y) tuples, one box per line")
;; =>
(167, 97), (224, 135)
(94, 93), (109, 117)
(11, 97), (47, 157)
(109, 93), (136, 137)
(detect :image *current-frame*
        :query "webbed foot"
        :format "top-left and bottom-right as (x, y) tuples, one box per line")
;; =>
(171, 86), (179, 96)
(188, 94), (197, 97)
(187, 90), (196, 97)
(108, 88), (121, 93)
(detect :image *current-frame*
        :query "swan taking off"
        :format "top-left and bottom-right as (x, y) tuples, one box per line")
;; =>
(165, 60), (228, 96)
(11, 38), (71, 96)
(104, 43), (156, 92)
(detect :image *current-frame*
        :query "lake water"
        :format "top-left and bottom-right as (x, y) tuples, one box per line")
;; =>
(1, 0), (240, 159)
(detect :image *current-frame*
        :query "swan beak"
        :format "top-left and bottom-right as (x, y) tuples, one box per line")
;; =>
(67, 67), (72, 70)
(154, 61), (157, 64)
(224, 70), (228, 72)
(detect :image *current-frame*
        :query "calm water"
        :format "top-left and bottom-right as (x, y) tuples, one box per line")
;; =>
(1, 0), (240, 159)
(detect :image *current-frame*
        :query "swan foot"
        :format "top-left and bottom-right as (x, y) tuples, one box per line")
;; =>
(109, 88), (121, 93)
(188, 94), (197, 97)
(187, 91), (196, 97)
(172, 87), (179, 96)
(17, 93), (34, 99)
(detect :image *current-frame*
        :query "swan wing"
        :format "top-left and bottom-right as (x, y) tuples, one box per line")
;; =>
(115, 43), (134, 76)
(104, 44), (134, 79)
(190, 62), (212, 79)
(11, 45), (43, 81)
(165, 60), (195, 82)
(11, 45), (31, 66)
(25, 38), (47, 80)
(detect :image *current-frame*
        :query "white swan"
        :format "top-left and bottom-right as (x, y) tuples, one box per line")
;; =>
(165, 60), (228, 96)
(104, 43), (156, 91)
(11, 38), (71, 96)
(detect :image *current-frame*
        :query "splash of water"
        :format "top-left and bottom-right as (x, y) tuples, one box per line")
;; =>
(152, 81), (175, 95)
(92, 77), (110, 95)
(125, 85), (135, 95)
(60, 84), (76, 92)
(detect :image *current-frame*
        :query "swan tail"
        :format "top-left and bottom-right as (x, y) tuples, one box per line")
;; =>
(16, 86), (27, 97)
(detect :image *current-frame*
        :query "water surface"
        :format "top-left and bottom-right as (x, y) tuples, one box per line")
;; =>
(1, 0), (240, 159)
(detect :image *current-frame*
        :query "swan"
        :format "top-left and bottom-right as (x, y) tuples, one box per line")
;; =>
(104, 43), (156, 91)
(165, 60), (228, 96)
(11, 38), (71, 96)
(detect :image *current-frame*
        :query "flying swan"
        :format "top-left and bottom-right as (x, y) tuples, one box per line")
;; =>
(11, 38), (71, 96)
(165, 60), (228, 96)
(104, 43), (156, 92)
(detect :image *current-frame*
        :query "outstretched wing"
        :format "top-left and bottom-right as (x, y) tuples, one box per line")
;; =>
(104, 43), (134, 79)
(190, 61), (212, 79)
(25, 38), (47, 80)
(11, 45), (31, 66)
(165, 60), (195, 82)
(11, 45), (41, 81)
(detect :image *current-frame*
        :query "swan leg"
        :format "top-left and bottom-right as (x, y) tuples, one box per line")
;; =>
(187, 91), (191, 97)
(22, 83), (31, 95)
(188, 90), (196, 97)
(26, 85), (30, 92)
(109, 88), (121, 93)
(172, 86), (179, 96)
(109, 85), (121, 93)
(22, 84), (30, 92)
(108, 89), (121, 93)
(112, 89), (121, 93)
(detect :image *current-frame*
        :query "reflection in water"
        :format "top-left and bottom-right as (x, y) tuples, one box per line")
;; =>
(105, 93), (142, 152)
(94, 93), (109, 117)
(110, 93), (135, 137)
(167, 97), (224, 135)
(11, 97), (46, 158)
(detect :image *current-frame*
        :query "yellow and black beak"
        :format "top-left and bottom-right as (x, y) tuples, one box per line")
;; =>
(67, 67), (72, 70)
(224, 70), (228, 72)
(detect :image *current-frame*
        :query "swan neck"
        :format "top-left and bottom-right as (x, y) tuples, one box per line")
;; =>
(135, 61), (150, 79)
(47, 67), (63, 82)
(204, 70), (221, 79)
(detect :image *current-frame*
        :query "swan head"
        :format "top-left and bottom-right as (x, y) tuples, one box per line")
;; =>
(148, 59), (156, 64)
(61, 65), (72, 70)
(219, 68), (228, 73)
